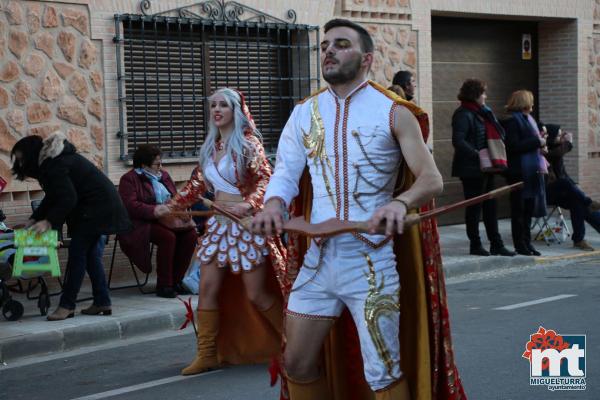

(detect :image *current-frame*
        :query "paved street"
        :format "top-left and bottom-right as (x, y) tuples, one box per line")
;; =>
(1, 257), (599, 400)
(448, 257), (599, 400)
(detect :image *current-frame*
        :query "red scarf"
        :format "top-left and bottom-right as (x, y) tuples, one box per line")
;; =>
(461, 101), (508, 170)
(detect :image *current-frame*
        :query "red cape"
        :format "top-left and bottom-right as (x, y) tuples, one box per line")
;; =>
(276, 82), (467, 399)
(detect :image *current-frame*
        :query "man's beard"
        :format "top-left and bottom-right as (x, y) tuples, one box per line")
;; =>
(323, 55), (362, 85)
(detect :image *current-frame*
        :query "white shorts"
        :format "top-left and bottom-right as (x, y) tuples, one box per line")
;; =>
(286, 234), (402, 390)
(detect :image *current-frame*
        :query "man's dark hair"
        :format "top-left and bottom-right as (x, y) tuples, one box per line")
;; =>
(11, 135), (44, 181)
(324, 19), (374, 53)
(133, 144), (161, 169)
(457, 78), (486, 102)
(392, 71), (413, 88)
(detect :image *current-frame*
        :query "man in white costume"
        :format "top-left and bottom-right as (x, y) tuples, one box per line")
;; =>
(252, 19), (443, 400)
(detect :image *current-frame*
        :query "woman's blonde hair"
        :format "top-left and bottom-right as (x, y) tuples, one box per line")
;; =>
(505, 90), (534, 112)
(387, 84), (406, 100)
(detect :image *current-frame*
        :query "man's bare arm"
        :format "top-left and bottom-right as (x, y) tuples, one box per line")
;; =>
(367, 105), (443, 235)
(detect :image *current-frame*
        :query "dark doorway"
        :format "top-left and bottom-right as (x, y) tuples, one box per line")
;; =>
(432, 16), (539, 224)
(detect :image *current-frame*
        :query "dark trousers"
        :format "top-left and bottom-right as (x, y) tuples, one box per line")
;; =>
(60, 234), (109, 310)
(507, 176), (535, 249)
(547, 178), (600, 243)
(460, 175), (503, 247)
(149, 223), (198, 288)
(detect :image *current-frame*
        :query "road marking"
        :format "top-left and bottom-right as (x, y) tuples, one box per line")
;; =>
(69, 370), (222, 400)
(536, 250), (600, 264)
(494, 294), (577, 310)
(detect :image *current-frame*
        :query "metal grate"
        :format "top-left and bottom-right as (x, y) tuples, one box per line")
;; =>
(114, 13), (320, 160)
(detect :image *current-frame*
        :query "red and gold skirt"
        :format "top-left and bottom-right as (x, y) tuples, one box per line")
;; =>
(196, 215), (269, 273)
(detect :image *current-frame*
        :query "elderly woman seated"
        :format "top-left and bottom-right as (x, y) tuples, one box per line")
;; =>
(118, 145), (198, 298)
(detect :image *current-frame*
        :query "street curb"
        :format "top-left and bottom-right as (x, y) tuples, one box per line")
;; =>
(442, 249), (600, 278)
(442, 255), (533, 278)
(0, 308), (187, 364)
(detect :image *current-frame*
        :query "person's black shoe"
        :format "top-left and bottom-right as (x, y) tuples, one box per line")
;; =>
(514, 245), (533, 256)
(490, 245), (516, 257)
(156, 286), (177, 298)
(174, 282), (191, 295)
(526, 243), (541, 256)
(469, 244), (490, 256)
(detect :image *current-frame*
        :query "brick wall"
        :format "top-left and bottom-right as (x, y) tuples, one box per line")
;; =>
(538, 20), (579, 180)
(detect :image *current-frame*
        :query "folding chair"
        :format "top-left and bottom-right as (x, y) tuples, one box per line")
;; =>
(531, 205), (571, 245)
(107, 235), (154, 294)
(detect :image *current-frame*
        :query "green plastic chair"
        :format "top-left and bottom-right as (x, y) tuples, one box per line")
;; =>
(12, 229), (61, 278)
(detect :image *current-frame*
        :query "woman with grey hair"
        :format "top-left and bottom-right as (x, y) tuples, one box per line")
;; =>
(169, 88), (286, 377)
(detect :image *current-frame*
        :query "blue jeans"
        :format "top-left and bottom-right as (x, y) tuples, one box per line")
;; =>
(547, 179), (600, 243)
(59, 234), (110, 310)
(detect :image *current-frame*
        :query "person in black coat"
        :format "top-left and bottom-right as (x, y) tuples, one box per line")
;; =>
(11, 133), (131, 321)
(451, 78), (515, 256)
(544, 124), (600, 251)
(501, 90), (547, 256)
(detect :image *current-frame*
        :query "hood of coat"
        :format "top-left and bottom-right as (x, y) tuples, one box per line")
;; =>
(38, 132), (76, 165)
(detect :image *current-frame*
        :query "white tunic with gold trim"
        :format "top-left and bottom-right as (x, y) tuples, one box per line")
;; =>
(265, 80), (403, 246)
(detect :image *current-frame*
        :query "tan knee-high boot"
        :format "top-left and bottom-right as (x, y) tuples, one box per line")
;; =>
(260, 298), (284, 335)
(181, 309), (220, 375)
(374, 378), (411, 400)
(287, 374), (330, 400)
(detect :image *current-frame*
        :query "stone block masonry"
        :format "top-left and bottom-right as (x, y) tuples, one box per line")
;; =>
(0, 0), (105, 194)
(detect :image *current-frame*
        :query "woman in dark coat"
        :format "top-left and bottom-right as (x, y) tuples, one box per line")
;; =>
(451, 78), (515, 256)
(502, 90), (548, 256)
(118, 145), (198, 298)
(11, 133), (132, 321)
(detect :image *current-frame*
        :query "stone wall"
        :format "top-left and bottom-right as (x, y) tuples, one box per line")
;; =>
(581, 0), (600, 200)
(334, 0), (418, 99)
(366, 23), (416, 88)
(0, 0), (104, 197)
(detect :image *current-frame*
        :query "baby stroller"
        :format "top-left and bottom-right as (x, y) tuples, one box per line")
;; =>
(0, 262), (24, 321)
(0, 212), (25, 321)
(0, 212), (57, 319)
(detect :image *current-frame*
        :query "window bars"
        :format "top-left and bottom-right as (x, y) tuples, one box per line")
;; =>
(114, 3), (320, 161)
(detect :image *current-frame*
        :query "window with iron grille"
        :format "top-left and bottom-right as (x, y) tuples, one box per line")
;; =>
(114, 13), (320, 160)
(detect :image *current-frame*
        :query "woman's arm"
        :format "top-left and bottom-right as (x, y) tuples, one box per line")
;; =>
(503, 117), (542, 154)
(243, 135), (271, 210)
(170, 166), (208, 209)
(452, 111), (478, 156)
(546, 141), (572, 158)
(37, 165), (78, 229)
(118, 172), (157, 220)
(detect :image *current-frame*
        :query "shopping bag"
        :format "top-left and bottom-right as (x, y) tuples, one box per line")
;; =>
(181, 257), (201, 295)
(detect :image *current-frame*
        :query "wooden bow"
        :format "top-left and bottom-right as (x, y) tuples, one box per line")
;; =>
(170, 182), (523, 238)
(282, 181), (523, 238)
(168, 210), (215, 218)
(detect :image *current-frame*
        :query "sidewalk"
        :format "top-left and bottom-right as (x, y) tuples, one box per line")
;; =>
(1, 219), (599, 364)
